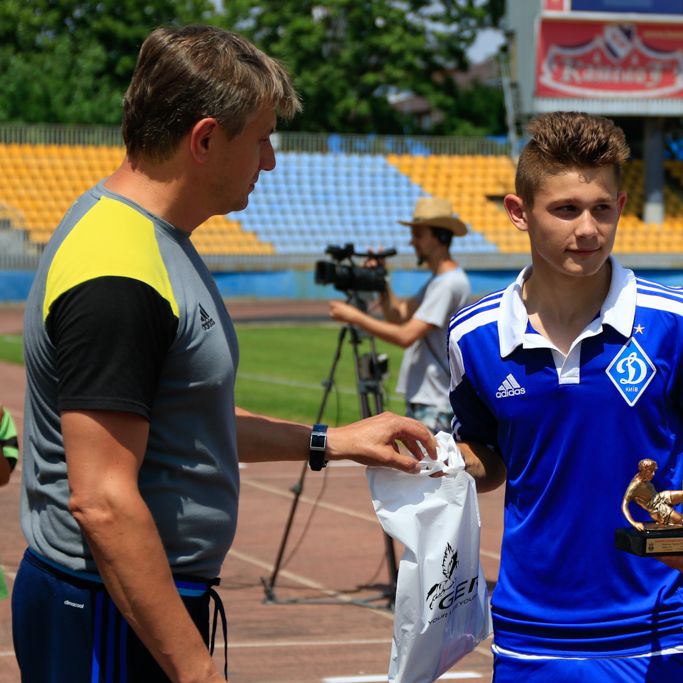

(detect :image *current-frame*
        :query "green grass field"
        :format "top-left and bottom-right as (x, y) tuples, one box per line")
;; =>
(0, 334), (23, 365)
(0, 325), (405, 424)
(235, 324), (404, 424)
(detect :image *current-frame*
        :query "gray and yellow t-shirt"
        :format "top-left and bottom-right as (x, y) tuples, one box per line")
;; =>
(21, 183), (240, 578)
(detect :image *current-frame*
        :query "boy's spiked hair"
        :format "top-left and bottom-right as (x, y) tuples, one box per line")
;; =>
(515, 111), (630, 206)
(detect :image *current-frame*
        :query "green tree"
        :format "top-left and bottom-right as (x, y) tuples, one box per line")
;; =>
(0, 0), (505, 133)
(0, 0), (216, 124)
(448, 79), (506, 137)
(219, 0), (505, 135)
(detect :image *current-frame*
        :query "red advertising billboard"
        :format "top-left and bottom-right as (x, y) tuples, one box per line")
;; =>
(536, 20), (683, 99)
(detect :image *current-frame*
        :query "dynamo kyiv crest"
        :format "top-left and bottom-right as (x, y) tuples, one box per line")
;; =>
(606, 337), (656, 407)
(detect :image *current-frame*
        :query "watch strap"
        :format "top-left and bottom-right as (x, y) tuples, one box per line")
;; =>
(309, 423), (328, 471)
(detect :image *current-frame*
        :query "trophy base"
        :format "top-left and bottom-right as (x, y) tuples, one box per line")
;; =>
(615, 526), (683, 556)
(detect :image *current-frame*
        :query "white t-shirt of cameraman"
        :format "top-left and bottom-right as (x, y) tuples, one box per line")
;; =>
(396, 267), (470, 412)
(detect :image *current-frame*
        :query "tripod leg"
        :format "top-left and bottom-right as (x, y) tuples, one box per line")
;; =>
(262, 325), (348, 602)
(350, 331), (398, 609)
(261, 457), (309, 602)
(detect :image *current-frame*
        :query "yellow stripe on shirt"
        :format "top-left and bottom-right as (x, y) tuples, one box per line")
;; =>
(43, 196), (179, 321)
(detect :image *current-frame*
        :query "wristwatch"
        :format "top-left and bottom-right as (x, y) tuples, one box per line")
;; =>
(309, 423), (328, 471)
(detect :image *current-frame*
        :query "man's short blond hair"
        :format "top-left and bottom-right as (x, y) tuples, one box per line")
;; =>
(122, 25), (302, 161)
(515, 112), (630, 207)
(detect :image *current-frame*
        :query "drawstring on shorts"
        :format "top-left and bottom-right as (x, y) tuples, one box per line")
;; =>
(208, 580), (228, 679)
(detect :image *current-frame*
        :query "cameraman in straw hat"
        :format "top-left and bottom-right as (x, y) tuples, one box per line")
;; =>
(329, 197), (471, 433)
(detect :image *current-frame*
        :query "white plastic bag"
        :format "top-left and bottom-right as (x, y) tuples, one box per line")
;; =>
(367, 432), (491, 683)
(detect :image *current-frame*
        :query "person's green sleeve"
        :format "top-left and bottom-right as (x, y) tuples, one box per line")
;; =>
(0, 409), (19, 467)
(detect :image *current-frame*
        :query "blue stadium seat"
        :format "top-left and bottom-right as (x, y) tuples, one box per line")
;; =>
(232, 152), (498, 255)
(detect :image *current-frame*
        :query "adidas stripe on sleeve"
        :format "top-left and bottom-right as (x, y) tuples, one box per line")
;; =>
(447, 300), (501, 451)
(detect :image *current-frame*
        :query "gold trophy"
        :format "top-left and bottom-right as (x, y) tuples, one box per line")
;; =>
(615, 459), (683, 556)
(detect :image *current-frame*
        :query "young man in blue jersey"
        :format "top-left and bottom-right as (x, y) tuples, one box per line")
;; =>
(448, 111), (683, 682)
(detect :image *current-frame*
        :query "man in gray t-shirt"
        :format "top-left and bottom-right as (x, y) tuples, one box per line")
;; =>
(330, 197), (471, 433)
(12, 26), (438, 683)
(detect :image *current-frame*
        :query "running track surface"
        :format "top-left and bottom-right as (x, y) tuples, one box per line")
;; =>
(0, 302), (503, 682)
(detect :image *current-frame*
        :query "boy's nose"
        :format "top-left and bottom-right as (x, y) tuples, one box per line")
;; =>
(575, 211), (599, 237)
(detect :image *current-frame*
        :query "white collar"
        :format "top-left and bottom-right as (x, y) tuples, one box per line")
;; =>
(497, 257), (637, 358)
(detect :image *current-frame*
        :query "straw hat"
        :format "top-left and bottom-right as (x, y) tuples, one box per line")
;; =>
(398, 197), (468, 236)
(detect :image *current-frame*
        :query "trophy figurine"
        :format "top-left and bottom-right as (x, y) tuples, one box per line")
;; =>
(615, 459), (683, 556)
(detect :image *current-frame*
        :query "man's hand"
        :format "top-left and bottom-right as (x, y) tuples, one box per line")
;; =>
(363, 250), (386, 269)
(326, 411), (437, 473)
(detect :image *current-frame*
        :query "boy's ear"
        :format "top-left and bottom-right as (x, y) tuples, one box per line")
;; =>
(503, 194), (528, 232)
(617, 190), (627, 216)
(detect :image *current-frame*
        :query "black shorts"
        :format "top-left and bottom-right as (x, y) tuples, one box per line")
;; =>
(12, 548), (225, 682)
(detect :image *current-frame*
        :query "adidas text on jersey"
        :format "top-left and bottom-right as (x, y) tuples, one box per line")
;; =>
(496, 373), (526, 398)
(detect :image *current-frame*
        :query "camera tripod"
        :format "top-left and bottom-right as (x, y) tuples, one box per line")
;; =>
(261, 311), (399, 611)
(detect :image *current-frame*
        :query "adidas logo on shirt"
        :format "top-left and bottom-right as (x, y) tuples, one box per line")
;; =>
(496, 373), (526, 398)
(199, 303), (216, 331)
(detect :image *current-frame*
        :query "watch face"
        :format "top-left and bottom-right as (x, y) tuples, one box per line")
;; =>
(311, 433), (326, 449)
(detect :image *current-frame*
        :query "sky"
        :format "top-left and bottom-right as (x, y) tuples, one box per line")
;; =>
(467, 27), (506, 63)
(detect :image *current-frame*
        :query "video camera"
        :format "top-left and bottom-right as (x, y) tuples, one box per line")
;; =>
(314, 243), (396, 293)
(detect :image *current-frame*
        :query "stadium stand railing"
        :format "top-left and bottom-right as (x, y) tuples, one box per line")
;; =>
(1, 124), (683, 271)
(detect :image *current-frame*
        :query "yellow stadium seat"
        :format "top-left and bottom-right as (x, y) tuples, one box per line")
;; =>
(0, 143), (273, 255)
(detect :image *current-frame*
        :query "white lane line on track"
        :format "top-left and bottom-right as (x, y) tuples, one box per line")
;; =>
(214, 640), (493, 663)
(224, 549), (494, 661)
(230, 638), (391, 649)
(238, 372), (404, 403)
(0, 558), (492, 661)
(238, 372), (352, 393)
(227, 548), (391, 614)
(239, 478), (501, 561)
(322, 674), (483, 682)
(240, 477), (378, 523)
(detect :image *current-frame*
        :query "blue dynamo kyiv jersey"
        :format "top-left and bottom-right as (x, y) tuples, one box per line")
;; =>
(448, 259), (683, 657)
